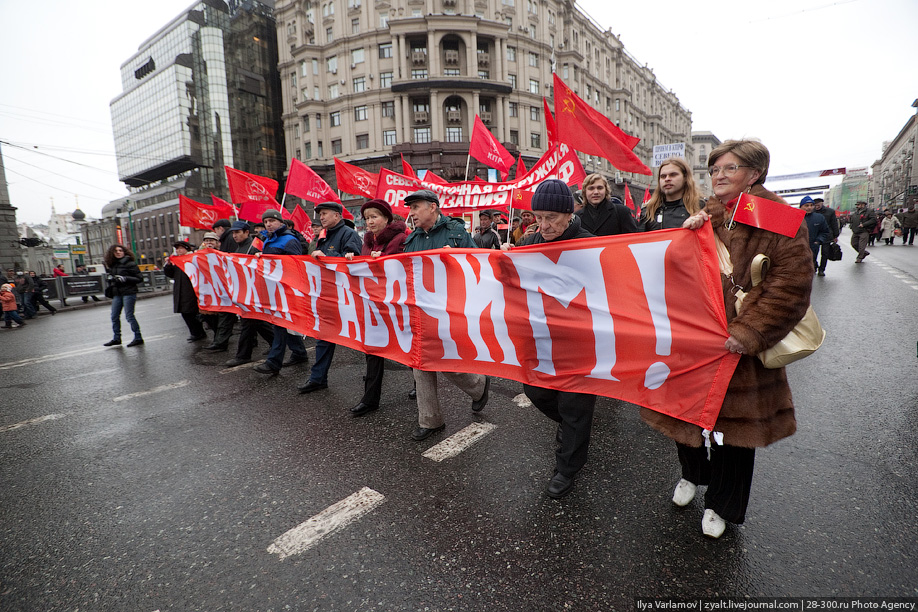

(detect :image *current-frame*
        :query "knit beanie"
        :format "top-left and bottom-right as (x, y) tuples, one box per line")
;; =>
(531, 179), (574, 213)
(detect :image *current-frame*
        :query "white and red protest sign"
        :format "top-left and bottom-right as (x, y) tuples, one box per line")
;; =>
(176, 224), (739, 429)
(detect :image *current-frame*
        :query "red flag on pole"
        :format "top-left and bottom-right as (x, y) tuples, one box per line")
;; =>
(210, 194), (236, 218)
(469, 115), (515, 181)
(225, 166), (278, 204)
(642, 187), (652, 205)
(286, 158), (341, 204)
(509, 188), (535, 211)
(282, 205), (315, 242)
(553, 74), (651, 176)
(515, 155), (527, 180)
(732, 192), (806, 238)
(623, 186), (640, 219)
(334, 158), (378, 198)
(179, 195), (228, 230)
(237, 200), (277, 224)
(421, 170), (448, 184)
(543, 98), (558, 147)
(401, 153), (417, 178)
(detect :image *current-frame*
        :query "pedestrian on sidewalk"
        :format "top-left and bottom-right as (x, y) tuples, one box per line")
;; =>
(879, 210), (901, 245)
(1, 284), (27, 328)
(28, 271), (57, 315)
(102, 244), (144, 347)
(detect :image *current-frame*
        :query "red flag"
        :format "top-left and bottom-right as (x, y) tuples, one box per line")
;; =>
(509, 188), (534, 211)
(179, 195), (227, 230)
(225, 166), (278, 204)
(282, 205), (315, 242)
(401, 153), (417, 178)
(421, 170), (447, 184)
(623, 186), (639, 219)
(210, 194), (236, 218)
(732, 192), (805, 238)
(237, 200), (277, 224)
(469, 115), (515, 181)
(553, 74), (651, 176)
(642, 187), (651, 205)
(543, 98), (558, 147)
(286, 158), (341, 204)
(334, 158), (378, 198)
(515, 155), (527, 180)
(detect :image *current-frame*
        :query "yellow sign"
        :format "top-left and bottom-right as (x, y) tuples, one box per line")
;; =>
(138, 264), (156, 271)
(70, 245), (87, 255)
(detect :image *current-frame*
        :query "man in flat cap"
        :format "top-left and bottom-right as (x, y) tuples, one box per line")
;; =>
(297, 201), (363, 393)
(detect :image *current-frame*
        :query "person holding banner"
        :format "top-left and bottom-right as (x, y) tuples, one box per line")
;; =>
(401, 189), (491, 441)
(343, 199), (409, 417)
(575, 174), (639, 236)
(102, 244), (145, 347)
(645, 140), (813, 538)
(163, 240), (208, 342)
(640, 157), (703, 231)
(224, 221), (276, 367)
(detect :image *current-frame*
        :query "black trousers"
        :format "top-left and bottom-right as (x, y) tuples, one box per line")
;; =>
(676, 442), (756, 524)
(234, 317), (275, 359)
(212, 312), (237, 347)
(33, 293), (57, 313)
(360, 354), (385, 407)
(524, 384), (596, 478)
(181, 312), (206, 338)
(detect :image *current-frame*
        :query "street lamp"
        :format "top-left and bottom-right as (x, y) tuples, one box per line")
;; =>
(126, 199), (138, 254)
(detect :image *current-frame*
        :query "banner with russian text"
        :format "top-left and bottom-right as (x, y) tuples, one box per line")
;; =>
(175, 225), (738, 429)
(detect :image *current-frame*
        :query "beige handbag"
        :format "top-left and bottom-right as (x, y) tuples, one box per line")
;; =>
(717, 240), (826, 368)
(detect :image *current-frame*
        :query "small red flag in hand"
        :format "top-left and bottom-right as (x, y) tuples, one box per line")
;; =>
(732, 192), (805, 238)
(509, 188), (534, 211)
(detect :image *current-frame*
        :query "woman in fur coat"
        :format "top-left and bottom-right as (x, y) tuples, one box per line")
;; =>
(641, 140), (814, 538)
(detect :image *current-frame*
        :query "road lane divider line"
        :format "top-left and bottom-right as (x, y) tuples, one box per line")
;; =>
(267, 487), (385, 560)
(0, 413), (68, 434)
(0, 334), (174, 370)
(113, 380), (190, 402)
(422, 422), (497, 462)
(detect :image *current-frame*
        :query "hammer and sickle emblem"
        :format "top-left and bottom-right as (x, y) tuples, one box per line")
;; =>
(515, 191), (522, 201)
(562, 97), (576, 115)
(744, 202), (755, 212)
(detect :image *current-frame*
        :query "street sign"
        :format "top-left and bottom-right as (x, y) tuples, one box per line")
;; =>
(652, 143), (685, 167)
(70, 245), (87, 255)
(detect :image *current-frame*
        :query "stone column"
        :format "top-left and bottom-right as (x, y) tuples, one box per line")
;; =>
(0, 144), (24, 270)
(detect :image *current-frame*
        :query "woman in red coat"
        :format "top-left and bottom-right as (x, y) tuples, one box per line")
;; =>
(641, 140), (813, 538)
(344, 199), (408, 416)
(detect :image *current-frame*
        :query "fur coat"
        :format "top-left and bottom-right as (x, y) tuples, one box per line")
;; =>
(640, 184), (814, 448)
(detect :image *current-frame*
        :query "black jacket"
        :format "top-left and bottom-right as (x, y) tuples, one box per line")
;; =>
(576, 197), (639, 236)
(815, 205), (840, 239)
(640, 198), (699, 232)
(163, 260), (198, 314)
(107, 256), (143, 296)
(315, 220), (362, 257)
(850, 207), (877, 234)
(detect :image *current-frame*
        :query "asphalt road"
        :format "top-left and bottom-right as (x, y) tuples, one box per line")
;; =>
(2, 229), (917, 611)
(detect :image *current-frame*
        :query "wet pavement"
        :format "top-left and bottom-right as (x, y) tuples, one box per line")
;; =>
(1, 229), (916, 611)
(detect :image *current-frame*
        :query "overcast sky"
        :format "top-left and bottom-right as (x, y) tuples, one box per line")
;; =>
(1, 0), (916, 225)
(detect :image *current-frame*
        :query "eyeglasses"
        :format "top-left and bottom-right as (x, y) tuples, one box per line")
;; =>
(708, 164), (752, 177)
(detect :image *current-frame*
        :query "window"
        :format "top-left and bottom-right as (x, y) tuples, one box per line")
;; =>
(312, 58), (319, 75)
(356, 134), (369, 149)
(303, 115), (310, 133)
(412, 8), (422, 16)
(531, 132), (541, 148)
(509, 102), (518, 117)
(478, 70), (489, 79)
(446, 127), (463, 143)
(348, 0), (361, 8)
(295, 148), (301, 159)
(316, 113), (322, 128)
(351, 18), (360, 34)
(502, 0), (514, 5)
(414, 127), (431, 143)
(353, 77), (366, 93)
(444, 68), (460, 77)
(326, 27), (333, 42)
(380, 71), (393, 87)
(527, 0), (538, 14)
(314, 86), (320, 99)
(506, 46), (516, 62)
(379, 42), (392, 58)
(530, 106), (540, 121)
(615, 99), (620, 112)
(351, 48), (365, 64)
(300, 61), (308, 77)
(504, 16), (512, 27)
(510, 130), (519, 145)
(383, 129), (397, 146)
(529, 24), (536, 38)
(529, 52), (538, 67)
(508, 74), (517, 89)
(290, 72), (297, 87)
(330, 111), (341, 127)
(381, 101), (395, 117)
(354, 105), (367, 121)
(328, 83), (339, 99)
(548, 9), (555, 25)
(379, 14), (389, 28)
(332, 139), (342, 155)
(317, 141), (324, 157)
(562, 63), (569, 79)
(411, 69), (428, 79)
(529, 79), (539, 94)
(294, 123), (300, 139)
(327, 56), (337, 72)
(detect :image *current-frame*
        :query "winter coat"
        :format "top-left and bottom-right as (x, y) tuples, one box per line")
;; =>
(362, 221), (408, 256)
(403, 214), (476, 253)
(576, 197), (640, 236)
(261, 225), (302, 256)
(880, 216), (901, 240)
(640, 198), (703, 232)
(219, 230), (236, 253)
(815, 205), (840, 239)
(473, 227), (502, 249)
(901, 209), (918, 229)
(640, 184), (813, 449)
(315, 220), (362, 257)
(1, 291), (17, 312)
(850, 207), (877, 234)
(163, 260), (199, 314)
(804, 211), (831, 246)
(106, 256), (143, 296)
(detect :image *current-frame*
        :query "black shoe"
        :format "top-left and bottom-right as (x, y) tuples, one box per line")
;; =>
(546, 473), (574, 499)
(816, 270), (825, 277)
(253, 363), (279, 375)
(411, 424), (445, 441)
(50, 309), (56, 315)
(187, 335), (207, 343)
(297, 380), (328, 394)
(224, 357), (251, 367)
(103, 339), (121, 346)
(350, 402), (379, 417)
(127, 338), (144, 347)
(203, 343), (227, 352)
(282, 355), (309, 367)
(408, 388), (417, 400)
(471, 376), (490, 412)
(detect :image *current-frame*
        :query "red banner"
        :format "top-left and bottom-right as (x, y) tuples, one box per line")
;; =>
(287, 158), (341, 204)
(175, 225), (739, 429)
(374, 144), (586, 210)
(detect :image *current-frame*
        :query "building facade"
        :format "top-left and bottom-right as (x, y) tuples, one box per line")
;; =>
(691, 131), (721, 198)
(109, 0), (285, 265)
(869, 101), (918, 211)
(274, 0), (692, 198)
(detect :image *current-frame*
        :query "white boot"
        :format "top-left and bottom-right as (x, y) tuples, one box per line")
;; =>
(671, 478), (697, 507)
(701, 509), (726, 538)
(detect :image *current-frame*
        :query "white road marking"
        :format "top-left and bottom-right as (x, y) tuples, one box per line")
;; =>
(513, 392), (533, 408)
(0, 334), (174, 371)
(58, 368), (119, 381)
(0, 413), (68, 434)
(267, 487), (385, 560)
(113, 380), (190, 402)
(422, 422), (497, 462)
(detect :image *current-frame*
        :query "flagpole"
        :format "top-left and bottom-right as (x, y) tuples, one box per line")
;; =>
(279, 192), (287, 213)
(464, 154), (471, 182)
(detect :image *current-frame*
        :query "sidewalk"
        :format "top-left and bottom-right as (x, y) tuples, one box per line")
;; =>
(29, 290), (172, 317)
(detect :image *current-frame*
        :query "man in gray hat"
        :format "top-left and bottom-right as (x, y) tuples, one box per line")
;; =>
(297, 201), (362, 393)
(400, 189), (490, 441)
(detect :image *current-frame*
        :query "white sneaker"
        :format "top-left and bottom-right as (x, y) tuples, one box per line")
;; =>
(672, 478), (697, 507)
(702, 509), (726, 538)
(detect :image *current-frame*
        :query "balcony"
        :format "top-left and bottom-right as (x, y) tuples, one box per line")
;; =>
(411, 51), (428, 65)
(447, 110), (462, 123)
(480, 111), (492, 123)
(444, 49), (459, 65)
(413, 111), (429, 123)
(477, 52), (490, 67)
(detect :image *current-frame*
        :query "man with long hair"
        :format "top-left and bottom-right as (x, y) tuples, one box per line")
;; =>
(640, 157), (703, 231)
